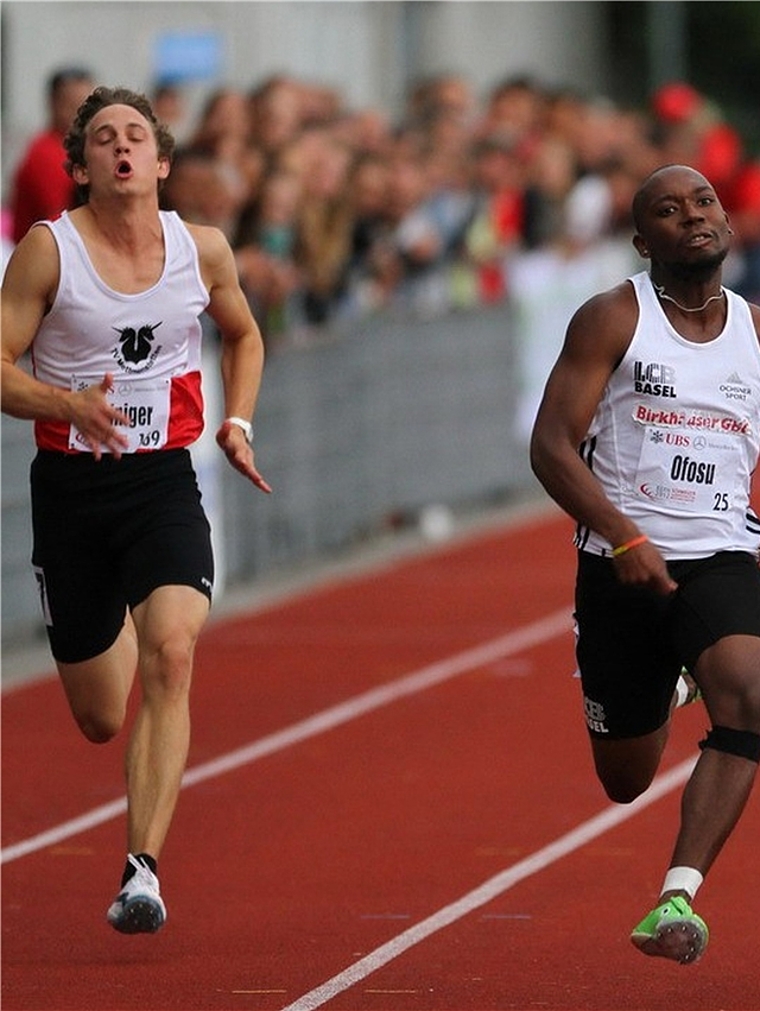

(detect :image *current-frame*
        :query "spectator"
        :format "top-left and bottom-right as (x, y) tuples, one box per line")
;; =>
(118, 70), (760, 329)
(465, 136), (525, 301)
(294, 133), (354, 324)
(9, 66), (94, 243)
(250, 75), (305, 158)
(345, 152), (402, 312)
(651, 81), (743, 194)
(727, 157), (760, 303)
(562, 159), (625, 250)
(521, 136), (577, 249)
(406, 73), (475, 138)
(331, 106), (393, 158)
(253, 167), (301, 260)
(479, 75), (546, 157)
(385, 153), (435, 269)
(185, 87), (262, 219)
(570, 97), (627, 176)
(236, 166), (303, 336)
(162, 148), (244, 238)
(151, 80), (191, 143)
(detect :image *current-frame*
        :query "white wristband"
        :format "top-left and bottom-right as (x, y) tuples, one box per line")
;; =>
(226, 416), (253, 443)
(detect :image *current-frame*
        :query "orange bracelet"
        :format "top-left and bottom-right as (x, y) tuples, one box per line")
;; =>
(611, 534), (649, 558)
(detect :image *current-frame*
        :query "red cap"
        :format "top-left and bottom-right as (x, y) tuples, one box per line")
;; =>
(652, 82), (702, 123)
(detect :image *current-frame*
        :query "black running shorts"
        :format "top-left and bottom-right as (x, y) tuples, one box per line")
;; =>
(31, 449), (214, 663)
(575, 549), (760, 739)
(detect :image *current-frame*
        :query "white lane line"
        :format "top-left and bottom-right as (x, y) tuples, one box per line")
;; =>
(2, 607), (572, 865)
(280, 756), (697, 1011)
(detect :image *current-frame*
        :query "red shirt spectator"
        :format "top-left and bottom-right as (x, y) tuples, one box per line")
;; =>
(651, 81), (742, 193)
(10, 68), (93, 244)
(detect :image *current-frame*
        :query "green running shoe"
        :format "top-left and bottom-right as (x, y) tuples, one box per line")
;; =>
(630, 896), (708, 964)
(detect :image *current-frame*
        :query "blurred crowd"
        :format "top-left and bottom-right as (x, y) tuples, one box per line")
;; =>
(5, 69), (760, 342)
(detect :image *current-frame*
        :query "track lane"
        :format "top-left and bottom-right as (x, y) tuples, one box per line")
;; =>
(3, 504), (758, 1010)
(2, 505), (574, 849)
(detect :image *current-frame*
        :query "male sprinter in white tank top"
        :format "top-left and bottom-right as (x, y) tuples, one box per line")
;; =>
(531, 164), (760, 964)
(1, 87), (271, 934)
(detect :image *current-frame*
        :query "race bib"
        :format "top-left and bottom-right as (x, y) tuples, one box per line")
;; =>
(69, 375), (171, 453)
(634, 425), (741, 514)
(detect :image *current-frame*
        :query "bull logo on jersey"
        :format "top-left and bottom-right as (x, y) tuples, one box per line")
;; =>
(112, 322), (162, 371)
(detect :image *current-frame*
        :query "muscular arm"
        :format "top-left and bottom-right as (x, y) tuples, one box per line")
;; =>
(2, 227), (64, 417)
(191, 223), (271, 492)
(1, 226), (129, 458)
(530, 281), (677, 593)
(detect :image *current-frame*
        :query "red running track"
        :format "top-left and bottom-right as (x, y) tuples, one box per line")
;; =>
(2, 501), (759, 1011)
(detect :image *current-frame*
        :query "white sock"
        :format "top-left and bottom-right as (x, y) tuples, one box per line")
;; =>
(662, 866), (704, 901)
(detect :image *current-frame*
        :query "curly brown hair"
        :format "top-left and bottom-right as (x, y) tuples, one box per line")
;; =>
(64, 85), (175, 202)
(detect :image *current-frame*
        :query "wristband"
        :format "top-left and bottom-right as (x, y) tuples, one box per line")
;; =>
(226, 416), (253, 443)
(611, 534), (648, 558)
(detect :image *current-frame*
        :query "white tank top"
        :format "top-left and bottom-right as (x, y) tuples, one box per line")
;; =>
(32, 210), (209, 453)
(577, 271), (760, 559)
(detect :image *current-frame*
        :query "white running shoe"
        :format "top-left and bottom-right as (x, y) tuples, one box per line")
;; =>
(107, 854), (167, 934)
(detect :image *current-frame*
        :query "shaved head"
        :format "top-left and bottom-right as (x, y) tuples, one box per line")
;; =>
(632, 164), (711, 232)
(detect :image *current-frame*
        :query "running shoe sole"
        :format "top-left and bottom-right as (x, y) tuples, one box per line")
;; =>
(632, 917), (708, 963)
(107, 855), (167, 934)
(630, 898), (708, 964)
(108, 894), (166, 934)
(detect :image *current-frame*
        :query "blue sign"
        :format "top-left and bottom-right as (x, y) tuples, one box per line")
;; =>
(154, 31), (223, 83)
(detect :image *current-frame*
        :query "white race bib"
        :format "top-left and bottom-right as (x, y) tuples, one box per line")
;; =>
(69, 375), (171, 453)
(634, 425), (741, 514)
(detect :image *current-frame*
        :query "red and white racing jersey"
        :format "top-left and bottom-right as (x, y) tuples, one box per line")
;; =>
(31, 210), (209, 453)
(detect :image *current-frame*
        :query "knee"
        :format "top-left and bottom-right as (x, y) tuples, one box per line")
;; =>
(591, 726), (668, 805)
(74, 708), (125, 744)
(740, 684), (760, 729)
(141, 634), (195, 698)
(598, 773), (651, 805)
(593, 750), (658, 804)
(706, 682), (760, 733)
(697, 640), (760, 727)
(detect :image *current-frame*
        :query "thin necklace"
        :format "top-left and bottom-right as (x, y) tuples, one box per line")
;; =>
(654, 283), (725, 313)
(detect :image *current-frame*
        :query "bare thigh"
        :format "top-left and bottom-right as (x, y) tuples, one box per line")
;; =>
(58, 611), (139, 743)
(694, 634), (760, 731)
(590, 722), (671, 805)
(130, 584), (210, 696)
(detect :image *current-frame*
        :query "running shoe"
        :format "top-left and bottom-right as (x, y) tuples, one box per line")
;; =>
(107, 854), (167, 934)
(630, 896), (708, 964)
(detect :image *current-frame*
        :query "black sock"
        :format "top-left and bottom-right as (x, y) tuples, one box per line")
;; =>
(121, 852), (158, 887)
